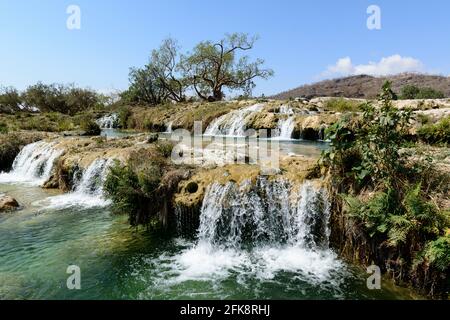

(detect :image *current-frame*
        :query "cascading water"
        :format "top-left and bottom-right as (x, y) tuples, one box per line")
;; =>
(0, 141), (63, 186)
(166, 178), (344, 286)
(96, 114), (119, 129)
(204, 104), (265, 137)
(165, 121), (173, 133)
(42, 158), (112, 209)
(273, 105), (295, 140)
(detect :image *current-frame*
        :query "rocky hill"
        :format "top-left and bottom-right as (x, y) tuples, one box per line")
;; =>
(273, 73), (450, 99)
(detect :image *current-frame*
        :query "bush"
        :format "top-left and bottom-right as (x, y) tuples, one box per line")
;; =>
(0, 87), (21, 113)
(0, 122), (8, 134)
(104, 146), (185, 228)
(22, 83), (100, 115)
(417, 116), (450, 145)
(400, 85), (445, 100)
(325, 98), (362, 112)
(118, 106), (132, 129)
(321, 82), (450, 297)
(80, 118), (101, 136)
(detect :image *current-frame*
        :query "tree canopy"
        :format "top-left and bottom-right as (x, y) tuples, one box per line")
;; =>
(123, 33), (273, 105)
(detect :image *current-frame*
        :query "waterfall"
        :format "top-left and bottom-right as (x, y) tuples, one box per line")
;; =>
(96, 114), (119, 129)
(204, 104), (265, 136)
(170, 178), (342, 284)
(165, 121), (173, 133)
(197, 178), (330, 249)
(42, 158), (112, 209)
(273, 105), (295, 140)
(0, 141), (63, 186)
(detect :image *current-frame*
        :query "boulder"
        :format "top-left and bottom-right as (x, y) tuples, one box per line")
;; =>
(0, 195), (20, 212)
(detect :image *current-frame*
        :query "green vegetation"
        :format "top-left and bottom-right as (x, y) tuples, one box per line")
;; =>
(79, 117), (101, 136)
(104, 142), (186, 229)
(417, 116), (450, 145)
(122, 33), (273, 105)
(0, 86), (21, 114)
(321, 82), (450, 298)
(0, 83), (106, 115)
(400, 85), (445, 100)
(325, 98), (362, 112)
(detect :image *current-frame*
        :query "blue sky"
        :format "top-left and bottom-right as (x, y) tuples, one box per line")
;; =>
(1, 0), (449, 96)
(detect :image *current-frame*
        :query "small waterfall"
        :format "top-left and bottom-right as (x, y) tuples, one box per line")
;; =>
(0, 141), (63, 186)
(42, 158), (112, 209)
(96, 114), (119, 129)
(204, 104), (265, 136)
(170, 178), (341, 283)
(165, 121), (173, 133)
(274, 105), (295, 140)
(197, 178), (330, 249)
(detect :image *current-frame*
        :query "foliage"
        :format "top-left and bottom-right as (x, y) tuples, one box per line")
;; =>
(122, 33), (273, 104)
(417, 116), (450, 145)
(181, 33), (273, 101)
(80, 117), (101, 136)
(321, 81), (450, 295)
(400, 85), (445, 100)
(118, 106), (132, 129)
(322, 81), (412, 189)
(0, 121), (8, 134)
(104, 148), (183, 228)
(325, 98), (362, 112)
(22, 83), (100, 115)
(416, 235), (450, 272)
(0, 86), (21, 113)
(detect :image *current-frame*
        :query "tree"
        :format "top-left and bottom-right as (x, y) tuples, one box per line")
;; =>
(0, 86), (21, 113)
(22, 82), (100, 115)
(150, 38), (186, 102)
(122, 38), (186, 105)
(181, 33), (273, 101)
(400, 85), (445, 100)
(122, 66), (168, 105)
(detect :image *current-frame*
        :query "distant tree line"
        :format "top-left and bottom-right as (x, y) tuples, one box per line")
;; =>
(400, 85), (445, 100)
(0, 83), (105, 115)
(121, 33), (274, 106)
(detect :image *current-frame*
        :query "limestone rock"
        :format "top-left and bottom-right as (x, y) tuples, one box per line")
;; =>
(0, 195), (19, 212)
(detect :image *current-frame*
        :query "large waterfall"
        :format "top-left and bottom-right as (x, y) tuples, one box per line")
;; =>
(96, 114), (119, 129)
(167, 178), (343, 285)
(42, 158), (112, 209)
(0, 141), (63, 186)
(204, 104), (265, 136)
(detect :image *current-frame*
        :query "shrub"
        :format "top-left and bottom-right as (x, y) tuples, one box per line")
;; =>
(22, 82), (100, 115)
(0, 122), (8, 134)
(0, 87), (21, 113)
(80, 117), (101, 136)
(118, 107), (132, 129)
(417, 116), (450, 145)
(325, 98), (362, 112)
(400, 85), (445, 100)
(321, 82), (450, 297)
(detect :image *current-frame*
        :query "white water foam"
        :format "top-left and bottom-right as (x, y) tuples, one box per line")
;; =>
(41, 158), (112, 209)
(204, 104), (265, 137)
(0, 141), (63, 186)
(152, 179), (344, 286)
(96, 114), (119, 129)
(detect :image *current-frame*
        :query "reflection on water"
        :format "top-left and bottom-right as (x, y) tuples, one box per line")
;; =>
(0, 182), (418, 300)
(0, 130), (418, 300)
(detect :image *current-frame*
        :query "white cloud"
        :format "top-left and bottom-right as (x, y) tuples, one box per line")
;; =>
(321, 55), (424, 78)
